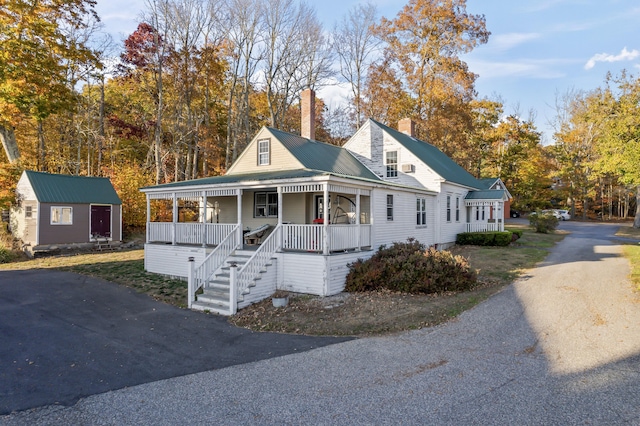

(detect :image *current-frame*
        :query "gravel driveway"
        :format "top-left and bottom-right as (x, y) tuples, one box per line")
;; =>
(3, 221), (640, 425)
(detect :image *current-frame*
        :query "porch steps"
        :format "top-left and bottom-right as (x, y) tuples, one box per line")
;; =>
(191, 251), (269, 314)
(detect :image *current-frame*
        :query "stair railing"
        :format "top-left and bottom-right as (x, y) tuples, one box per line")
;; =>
(231, 225), (282, 313)
(188, 224), (241, 308)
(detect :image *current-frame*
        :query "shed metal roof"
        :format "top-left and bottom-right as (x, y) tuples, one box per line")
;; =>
(24, 171), (121, 204)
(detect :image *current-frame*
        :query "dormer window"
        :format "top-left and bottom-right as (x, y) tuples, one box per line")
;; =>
(386, 151), (398, 178)
(258, 138), (270, 166)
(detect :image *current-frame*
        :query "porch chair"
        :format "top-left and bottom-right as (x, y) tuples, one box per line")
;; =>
(243, 224), (271, 245)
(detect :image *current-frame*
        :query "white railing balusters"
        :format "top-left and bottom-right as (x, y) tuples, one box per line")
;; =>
(188, 225), (241, 308)
(234, 225), (282, 303)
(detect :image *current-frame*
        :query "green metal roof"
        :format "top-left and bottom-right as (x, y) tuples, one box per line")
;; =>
(267, 128), (381, 181)
(25, 170), (121, 204)
(477, 178), (499, 190)
(464, 189), (507, 200)
(370, 119), (481, 189)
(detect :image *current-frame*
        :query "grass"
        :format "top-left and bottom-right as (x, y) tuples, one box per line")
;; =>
(1, 223), (567, 336)
(0, 248), (188, 307)
(617, 225), (640, 291)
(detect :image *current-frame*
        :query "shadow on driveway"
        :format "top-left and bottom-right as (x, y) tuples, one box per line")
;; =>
(0, 270), (351, 414)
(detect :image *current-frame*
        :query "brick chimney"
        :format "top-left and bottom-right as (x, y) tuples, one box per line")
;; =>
(301, 88), (315, 140)
(398, 118), (415, 137)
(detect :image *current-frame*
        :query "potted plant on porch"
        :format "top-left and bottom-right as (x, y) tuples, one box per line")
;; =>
(271, 290), (290, 308)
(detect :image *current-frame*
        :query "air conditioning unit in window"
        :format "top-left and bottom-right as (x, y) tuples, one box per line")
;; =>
(401, 163), (415, 173)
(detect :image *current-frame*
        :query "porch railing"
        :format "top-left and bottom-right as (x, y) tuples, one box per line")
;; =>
(188, 225), (241, 308)
(148, 222), (236, 246)
(233, 225), (282, 313)
(465, 221), (504, 233)
(282, 224), (371, 252)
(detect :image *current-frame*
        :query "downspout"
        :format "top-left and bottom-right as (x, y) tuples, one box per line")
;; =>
(277, 186), (283, 251)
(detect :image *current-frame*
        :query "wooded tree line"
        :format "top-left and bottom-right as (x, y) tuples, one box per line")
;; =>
(0, 0), (636, 228)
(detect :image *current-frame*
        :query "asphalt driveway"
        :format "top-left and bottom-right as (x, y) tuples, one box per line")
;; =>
(0, 270), (350, 415)
(2, 221), (640, 424)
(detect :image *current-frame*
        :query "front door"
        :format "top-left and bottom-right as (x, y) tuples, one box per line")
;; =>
(91, 205), (111, 238)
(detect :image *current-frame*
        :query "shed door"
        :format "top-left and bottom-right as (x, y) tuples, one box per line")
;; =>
(91, 205), (111, 238)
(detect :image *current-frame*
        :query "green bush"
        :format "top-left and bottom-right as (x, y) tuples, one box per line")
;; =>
(529, 212), (558, 233)
(511, 229), (523, 239)
(0, 247), (15, 264)
(456, 231), (513, 246)
(345, 238), (477, 294)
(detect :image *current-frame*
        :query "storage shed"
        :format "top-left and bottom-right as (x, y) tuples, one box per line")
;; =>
(10, 171), (122, 252)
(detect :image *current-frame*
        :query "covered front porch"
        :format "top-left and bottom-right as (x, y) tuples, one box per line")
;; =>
(144, 179), (373, 254)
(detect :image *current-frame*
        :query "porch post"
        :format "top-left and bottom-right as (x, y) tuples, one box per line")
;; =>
(356, 189), (361, 251)
(146, 195), (150, 243)
(202, 190), (207, 247)
(323, 183), (329, 255)
(172, 192), (177, 245)
(237, 189), (243, 244)
(277, 186), (283, 251)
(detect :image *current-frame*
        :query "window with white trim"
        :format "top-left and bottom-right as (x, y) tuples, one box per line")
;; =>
(51, 206), (73, 225)
(254, 191), (278, 217)
(386, 151), (398, 178)
(257, 139), (270, 166)
(25, 206), (33, 218)
(446, 195), (451, 222)
(416, 198), (427, 225)
(455, 196), (460, 222)
(386, 195), (394, 220)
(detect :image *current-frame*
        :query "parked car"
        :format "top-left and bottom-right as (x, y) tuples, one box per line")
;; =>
(510, 210), (520, 218)
(555, 209), (571, 221)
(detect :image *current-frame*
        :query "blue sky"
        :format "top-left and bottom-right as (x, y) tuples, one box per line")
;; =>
(96, 0), (640, 143)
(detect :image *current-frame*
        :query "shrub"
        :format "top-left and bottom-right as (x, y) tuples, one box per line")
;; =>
(456, 231), (513, 246)
(511, 229), (523, 239)
(529, 212), (558, 233)
(0, 247), (15, 264)
(345, 238), (477, 294)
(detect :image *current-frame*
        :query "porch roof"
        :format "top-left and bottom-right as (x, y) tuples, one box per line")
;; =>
(464, 189), (507, 201)
(141, 168), (391, 191)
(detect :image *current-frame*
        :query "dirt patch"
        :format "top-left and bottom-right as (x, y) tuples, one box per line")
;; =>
(229, 280), (506, 337)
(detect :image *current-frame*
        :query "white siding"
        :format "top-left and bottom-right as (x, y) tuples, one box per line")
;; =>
(144, 244), (208, 278)
(327, 251), (374, 295)
(370, 188), (437, 249)
(437, 183), (469, 246)
(279, 252), (326, 295)
(227, 128), (303, 175)
(238, 258), (278, 308)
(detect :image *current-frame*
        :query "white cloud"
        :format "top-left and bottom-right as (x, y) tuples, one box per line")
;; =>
(584, 47), (640, 70)
(468, 58), (567, 80)
(490, 33), (541, 52)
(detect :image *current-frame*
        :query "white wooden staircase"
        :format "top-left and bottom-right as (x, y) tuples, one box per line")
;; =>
(188, 225), (282, 316)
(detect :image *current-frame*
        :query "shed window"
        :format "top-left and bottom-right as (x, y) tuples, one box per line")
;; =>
(258, 139), (270, 166)
(25, 206), (32, 218)
(51, 206), (73, 225)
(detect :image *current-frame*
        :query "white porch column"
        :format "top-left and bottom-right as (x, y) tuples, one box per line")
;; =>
(237, 189), (243, 242)
(356, 189), (361, 251)
(202, 190), (207, 247)
(323, 183), (329, 255)
(277, 186), (283, 251)
(146, 195), (150, 243)
(172, 192), (177, 245)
